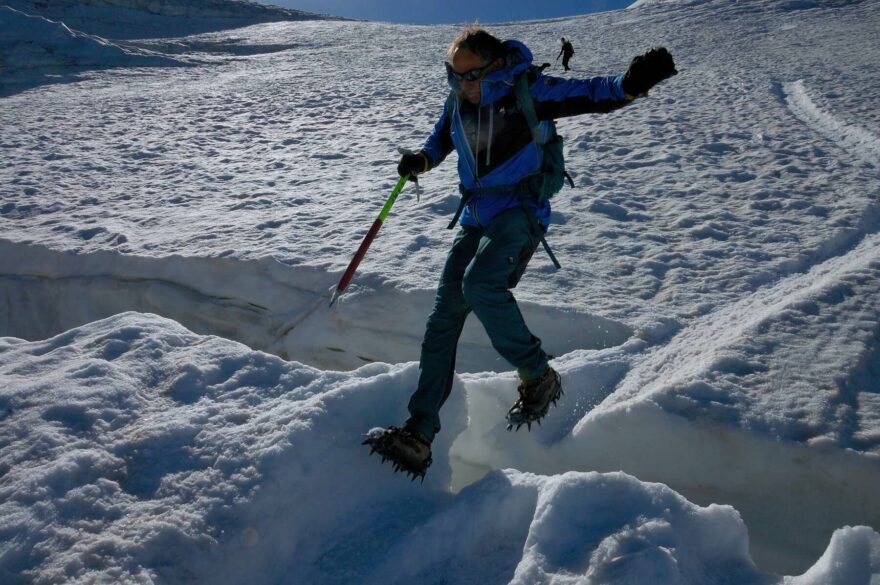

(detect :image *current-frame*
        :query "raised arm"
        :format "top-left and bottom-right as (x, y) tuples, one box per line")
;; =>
(533, 46), (677, 119)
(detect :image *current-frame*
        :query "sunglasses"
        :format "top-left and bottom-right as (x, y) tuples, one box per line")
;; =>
(445, 61), (494, 83)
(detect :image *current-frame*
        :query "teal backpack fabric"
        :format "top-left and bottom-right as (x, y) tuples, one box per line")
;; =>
(442, 72), (573, 268)
(512, 73), (575, 203)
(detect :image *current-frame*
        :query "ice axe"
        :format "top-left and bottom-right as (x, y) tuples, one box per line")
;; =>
(329, 174), (410, 307)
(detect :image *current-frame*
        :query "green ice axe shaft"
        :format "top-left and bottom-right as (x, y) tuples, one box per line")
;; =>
(329, 174), (409, 307)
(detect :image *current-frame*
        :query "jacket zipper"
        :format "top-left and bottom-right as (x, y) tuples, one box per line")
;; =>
(456, 97), (483, 225)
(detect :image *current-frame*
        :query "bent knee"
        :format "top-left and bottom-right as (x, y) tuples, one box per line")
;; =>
(461, 272), (503, 308)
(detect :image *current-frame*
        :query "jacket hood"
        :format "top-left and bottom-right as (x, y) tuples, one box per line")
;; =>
(447, 40), (534, 107)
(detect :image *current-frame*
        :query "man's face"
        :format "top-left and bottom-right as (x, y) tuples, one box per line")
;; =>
(451, 48), (494, 105)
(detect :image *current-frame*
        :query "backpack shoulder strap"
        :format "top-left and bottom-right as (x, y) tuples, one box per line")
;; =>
(513, 73), (543, 145)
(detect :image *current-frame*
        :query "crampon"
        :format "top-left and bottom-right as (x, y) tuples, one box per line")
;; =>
(363, 426), (432, 481)
(506, 367), (563, 431)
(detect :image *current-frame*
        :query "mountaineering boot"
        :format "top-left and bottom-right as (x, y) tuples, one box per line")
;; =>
(363, 426), (433, 481)
(506, 366), (563, 431)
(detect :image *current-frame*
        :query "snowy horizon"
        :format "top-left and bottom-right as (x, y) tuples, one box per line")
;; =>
(2, 0), (880, 583)
(253, 0), (634, 26)
(2, 0), (344, 41)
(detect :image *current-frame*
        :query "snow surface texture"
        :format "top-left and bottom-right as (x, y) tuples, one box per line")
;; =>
(1, 312), (878, 584)
(2, 0), (880, 581)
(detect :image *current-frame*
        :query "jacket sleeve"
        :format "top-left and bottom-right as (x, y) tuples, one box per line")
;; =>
(420, 108), (454, 169)
(531, 74), (631, 119)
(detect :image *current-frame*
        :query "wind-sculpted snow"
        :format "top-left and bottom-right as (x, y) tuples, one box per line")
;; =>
(784, 80), (880, 168)
(3, 0), (340, 40)
(0, 6), (182, 92)
(603, 232), (880, 453)
(1, 313), (877, 584)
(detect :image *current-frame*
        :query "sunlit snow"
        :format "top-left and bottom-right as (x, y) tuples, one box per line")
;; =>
(1, 0), (879, 583)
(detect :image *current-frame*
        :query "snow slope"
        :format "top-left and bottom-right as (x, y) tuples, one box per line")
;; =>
(0, 0), (342, 95)
(3, 0), (339, 39)
(0, 6), (183, 88)
(1, 0), (880, 581)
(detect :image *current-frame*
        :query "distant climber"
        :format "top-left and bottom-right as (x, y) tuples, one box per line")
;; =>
(557, 37), (575, 71)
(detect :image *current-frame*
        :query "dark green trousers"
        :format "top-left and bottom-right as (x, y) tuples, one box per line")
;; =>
(406, 207), (549, 441)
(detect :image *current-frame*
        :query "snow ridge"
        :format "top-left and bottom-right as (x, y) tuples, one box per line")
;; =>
(784, 80), (880, 168)
(0, 239), (632, 374)
(2, 0), (340, 39)
(0, 6), (182, 90)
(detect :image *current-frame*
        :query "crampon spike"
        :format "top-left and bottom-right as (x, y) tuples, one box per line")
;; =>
(364, 426), (432, 481)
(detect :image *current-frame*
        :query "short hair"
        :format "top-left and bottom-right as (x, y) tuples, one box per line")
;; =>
(447, 25), (505, 63)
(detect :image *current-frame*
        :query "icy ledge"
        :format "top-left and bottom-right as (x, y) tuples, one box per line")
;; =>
(1, 312), (877, 584)
(0, 239), (632, 374)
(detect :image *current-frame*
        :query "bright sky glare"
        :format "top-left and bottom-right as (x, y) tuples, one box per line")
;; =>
(263, 0), (633, 24)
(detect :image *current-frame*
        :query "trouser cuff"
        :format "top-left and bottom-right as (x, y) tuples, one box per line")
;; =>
(404, 418), (436, 443)
(517, 359), (549, 382)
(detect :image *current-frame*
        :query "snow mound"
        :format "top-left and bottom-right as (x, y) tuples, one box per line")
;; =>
(0, 6), (181, 89)
(0, 312), (463, 583)
(2, 312), (876, 584)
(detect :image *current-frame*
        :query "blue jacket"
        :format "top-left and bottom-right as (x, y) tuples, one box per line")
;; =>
(421, 40), (630, 229)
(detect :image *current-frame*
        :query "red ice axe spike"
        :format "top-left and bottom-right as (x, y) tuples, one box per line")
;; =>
(329, 175), (410, 307)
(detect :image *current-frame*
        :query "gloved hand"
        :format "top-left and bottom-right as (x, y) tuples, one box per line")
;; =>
(621, 47), (677, 97)
(397, 150), (430, 178)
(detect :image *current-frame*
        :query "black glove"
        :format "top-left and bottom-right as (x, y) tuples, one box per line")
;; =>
(621, 47), (677, 97)
(397, 151), (430, 178)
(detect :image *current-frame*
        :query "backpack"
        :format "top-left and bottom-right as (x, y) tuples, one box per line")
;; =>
(512, 72), (574, 203)
(445, 71), (574, 268)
